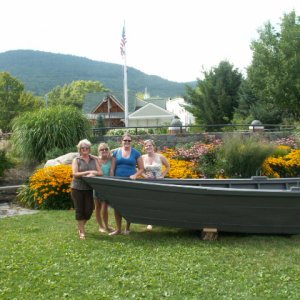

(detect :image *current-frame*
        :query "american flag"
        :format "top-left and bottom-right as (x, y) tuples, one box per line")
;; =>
(120, 24), (127, 57)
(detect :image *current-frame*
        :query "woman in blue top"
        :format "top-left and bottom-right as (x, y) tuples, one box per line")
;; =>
(109, 133), (144, 235)
(94, 143), (114, 233)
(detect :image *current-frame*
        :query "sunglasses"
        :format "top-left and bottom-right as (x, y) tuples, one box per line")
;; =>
(80, 147), (90, 150)
(123, 140), (132, 142)
(99, 148), (109, 151)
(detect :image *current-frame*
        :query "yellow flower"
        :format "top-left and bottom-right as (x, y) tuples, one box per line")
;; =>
(262, 149), (300, 178)
(29, 165), (73, 209)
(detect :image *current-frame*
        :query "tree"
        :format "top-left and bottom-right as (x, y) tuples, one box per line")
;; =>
(0, 72), (44, 132)
(47, 80), (109, 109)
(233, 79), (282, 124)
(233, 79), (256, 124)
(185, 61), (242, 128)
(247, 10), (300, 121)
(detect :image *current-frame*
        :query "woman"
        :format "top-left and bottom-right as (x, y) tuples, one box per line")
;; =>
(109, 133), (144, 235)
(142, 139), (170, 230)
(142, 139), (170, 179)
(94, 142), (114, 233)
(71, 139), (102, 240)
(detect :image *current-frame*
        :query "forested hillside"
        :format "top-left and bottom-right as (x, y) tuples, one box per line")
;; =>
(0, 50), (194, 97)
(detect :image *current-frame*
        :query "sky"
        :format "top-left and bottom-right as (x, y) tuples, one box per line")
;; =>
(1, 0), (299, 82)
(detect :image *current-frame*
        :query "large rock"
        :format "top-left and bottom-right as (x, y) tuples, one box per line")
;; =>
(44, 152), (79, 167)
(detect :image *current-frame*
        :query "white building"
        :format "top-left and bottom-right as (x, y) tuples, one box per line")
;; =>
(166, 97), (195, 126)
(128, 103), (175, 127)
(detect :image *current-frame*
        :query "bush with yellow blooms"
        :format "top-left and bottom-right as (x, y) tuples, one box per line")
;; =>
(18, 165), (73, 209)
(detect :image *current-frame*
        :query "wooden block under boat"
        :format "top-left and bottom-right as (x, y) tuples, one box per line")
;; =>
(202, 228), (218, 241)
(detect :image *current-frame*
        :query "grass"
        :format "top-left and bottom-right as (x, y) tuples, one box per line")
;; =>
(1, 210), (300, 299)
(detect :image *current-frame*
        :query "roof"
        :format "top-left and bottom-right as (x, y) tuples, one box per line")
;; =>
(135, 98), (148, 109)
(84, 91), (137, 113)
(143, 97), (167, 109)
(91, 94), (124, 113)
(129, 103), (175, 119)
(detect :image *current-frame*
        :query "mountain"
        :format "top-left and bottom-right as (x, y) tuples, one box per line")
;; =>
(0, 50), (195, 98)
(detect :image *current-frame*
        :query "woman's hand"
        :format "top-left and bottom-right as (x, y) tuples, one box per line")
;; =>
(86, 170), (98, 177)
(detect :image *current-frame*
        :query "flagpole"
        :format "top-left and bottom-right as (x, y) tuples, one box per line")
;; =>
(123, 52), (128, 127)
(120, 22), (128, 127)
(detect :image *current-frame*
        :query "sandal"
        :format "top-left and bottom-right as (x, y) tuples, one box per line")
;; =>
(78, 230), (86, 240)
(99, 227), (107, 233)
(108, 230), (122, 236)
(105, 226), (115, 233)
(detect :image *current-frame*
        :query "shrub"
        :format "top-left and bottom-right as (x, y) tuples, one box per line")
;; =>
(197, 146), (222, 178)
(216, 134), (276, 178)
(274, 137), (298, 149)
(17, 179), (36, 209)
(170, 140), (223, 178)
(105, 128), (158, 136)
(262, 149), (300, 178)
(17, 165), (73, 210)
(12, 105), (91, 163)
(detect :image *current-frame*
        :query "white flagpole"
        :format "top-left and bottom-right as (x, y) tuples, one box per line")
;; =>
(121, 22), (128, 127)
(123, 52), (128, 127)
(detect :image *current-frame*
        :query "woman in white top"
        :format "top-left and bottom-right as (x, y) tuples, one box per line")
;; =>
(142, 139), (170, 230)
(142, 139), (170, 179)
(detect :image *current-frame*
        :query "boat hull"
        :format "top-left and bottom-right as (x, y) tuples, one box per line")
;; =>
(83, 176), (300, 234)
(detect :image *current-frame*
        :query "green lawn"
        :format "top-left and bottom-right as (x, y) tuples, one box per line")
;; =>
(1, 210), (300, 299)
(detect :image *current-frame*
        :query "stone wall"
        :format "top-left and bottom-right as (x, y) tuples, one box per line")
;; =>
(95, 131), (293, 149)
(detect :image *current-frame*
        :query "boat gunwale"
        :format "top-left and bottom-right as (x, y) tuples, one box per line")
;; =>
(84, 176), (300, 195)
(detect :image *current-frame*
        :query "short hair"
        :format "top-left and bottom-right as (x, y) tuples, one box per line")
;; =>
(76, 139), (92, 152)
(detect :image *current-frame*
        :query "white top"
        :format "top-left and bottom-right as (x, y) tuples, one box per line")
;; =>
(142, 153), (163, 178)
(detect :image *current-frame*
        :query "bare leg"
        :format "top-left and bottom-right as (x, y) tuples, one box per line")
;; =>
(109, 209), (122, 235)
(102, 202), (113, 232)
(78, 220), (86, 239)
(94, 198), (105, 232)
(124, 221), (131, 235)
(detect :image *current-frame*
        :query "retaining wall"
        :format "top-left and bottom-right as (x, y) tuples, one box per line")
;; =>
(95, 131), (292, 149)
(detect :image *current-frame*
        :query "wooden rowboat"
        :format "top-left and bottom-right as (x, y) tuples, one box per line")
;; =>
(83, 176), (300, 234)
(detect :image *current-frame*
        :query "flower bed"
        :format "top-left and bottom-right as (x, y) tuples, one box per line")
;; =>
(17, 136), (300, 209)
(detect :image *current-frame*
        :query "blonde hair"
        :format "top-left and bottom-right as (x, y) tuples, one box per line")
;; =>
(98, 142), (111, 158)
(144, 139), (155, 146)
(76, 139), (92, 152)
(144, 139), (157, 151)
